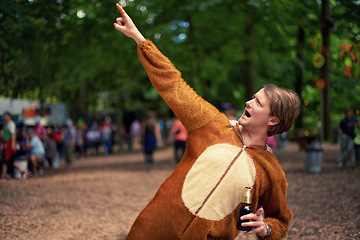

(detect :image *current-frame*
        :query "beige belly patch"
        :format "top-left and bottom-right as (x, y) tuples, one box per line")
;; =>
(181, 143), (256, 220)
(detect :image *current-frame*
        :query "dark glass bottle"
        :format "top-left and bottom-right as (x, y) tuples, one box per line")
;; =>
(237, 187), (253, 232)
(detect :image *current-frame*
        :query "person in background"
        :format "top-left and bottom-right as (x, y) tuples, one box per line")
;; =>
(14, 127), (31, 178)
(141, 111), (163, 171)
(63, 119), (76, 167)
(53, 126), (64, 159)
(168, 118), (187, 165)
(86, 122), (101, 155)
(338, 107), (360, 168)
(130, 119), (141, 150)
(265, 135), (277, 149)
(0, 112), (27, 181)
(158, 119), (166, 143)
(33, 117), (47, 141)
(101, 117), (113, 155)
(25, 128), (45, 177)
(74, 125), (85, 159)
(43, 128), (59, 169)
(225, 108), (238, 121)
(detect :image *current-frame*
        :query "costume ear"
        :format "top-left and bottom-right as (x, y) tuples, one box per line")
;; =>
(268, 116), (280, 126)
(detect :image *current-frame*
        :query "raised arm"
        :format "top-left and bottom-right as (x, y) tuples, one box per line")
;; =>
(113, 8), (221, 132)
(113, 5), (145, 45)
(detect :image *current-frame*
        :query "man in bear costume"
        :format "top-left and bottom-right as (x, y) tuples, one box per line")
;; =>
(114, 10), (300, 240)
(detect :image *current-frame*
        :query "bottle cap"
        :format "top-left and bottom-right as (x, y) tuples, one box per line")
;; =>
(243, 187), (252, 204)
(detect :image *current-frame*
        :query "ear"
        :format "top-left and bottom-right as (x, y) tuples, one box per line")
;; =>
(268, 116), (280, 126)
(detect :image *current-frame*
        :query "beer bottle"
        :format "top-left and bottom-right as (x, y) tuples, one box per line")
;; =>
(237, 187), (253, 231)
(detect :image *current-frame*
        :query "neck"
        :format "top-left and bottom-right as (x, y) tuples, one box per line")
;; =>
(239, 125), (268, 146)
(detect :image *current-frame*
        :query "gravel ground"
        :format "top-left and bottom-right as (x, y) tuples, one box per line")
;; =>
(0, 142), (359, 240)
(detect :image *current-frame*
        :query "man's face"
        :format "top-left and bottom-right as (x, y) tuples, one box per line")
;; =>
(2, 113), (10, 122)
(345, 109), (353, 119)
(238, 88), (275, 130)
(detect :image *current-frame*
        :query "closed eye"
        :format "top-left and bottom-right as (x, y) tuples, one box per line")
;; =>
(257, 98), (262, 107)
(252, 95), (262, 107)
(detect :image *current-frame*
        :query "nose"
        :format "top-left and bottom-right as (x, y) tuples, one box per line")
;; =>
(245, 99), (252, 108)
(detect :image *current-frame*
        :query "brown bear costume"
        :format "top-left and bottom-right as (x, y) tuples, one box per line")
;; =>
(126, 40), (292, 240)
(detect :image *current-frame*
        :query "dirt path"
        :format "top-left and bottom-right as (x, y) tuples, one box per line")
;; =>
(1, 143), (359, 240)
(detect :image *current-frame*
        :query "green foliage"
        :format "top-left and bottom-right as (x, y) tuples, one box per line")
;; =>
(0, 0), (359, 136)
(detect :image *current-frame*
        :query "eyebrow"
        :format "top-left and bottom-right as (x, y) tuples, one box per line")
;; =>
(253, 94), (263, 106)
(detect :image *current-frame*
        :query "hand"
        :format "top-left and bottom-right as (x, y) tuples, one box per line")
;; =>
(11, 136), (16, 151)
(113, 11), (145, 45)
(157, 139), (164, 148)
(11, 143), (16, 151)
(240, 208), (269, 237)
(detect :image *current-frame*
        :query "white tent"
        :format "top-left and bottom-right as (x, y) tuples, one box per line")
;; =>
(0, 98), (39, 117)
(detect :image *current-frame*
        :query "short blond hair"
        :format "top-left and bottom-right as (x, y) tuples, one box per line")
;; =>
(264, 84), (300, 136)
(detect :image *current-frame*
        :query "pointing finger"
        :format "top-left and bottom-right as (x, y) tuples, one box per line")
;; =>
(116, 3), (126, 16)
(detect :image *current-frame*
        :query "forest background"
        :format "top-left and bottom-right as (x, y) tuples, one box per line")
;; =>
(1, 0), (359, 141)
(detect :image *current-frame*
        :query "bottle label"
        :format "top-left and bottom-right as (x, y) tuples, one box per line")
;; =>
(243, 196), (251, 204)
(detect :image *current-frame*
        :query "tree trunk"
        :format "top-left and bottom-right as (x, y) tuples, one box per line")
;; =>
(320, 0), (331, 141)
(38, 76), (45, 117)
(244, 12), (257, 101)
(79, 79), (87, 113)
(295, 27), (305, 129)
(181, 1), (206, 99)
(1, 55), (10, 98)
(116, 94), (124, 152)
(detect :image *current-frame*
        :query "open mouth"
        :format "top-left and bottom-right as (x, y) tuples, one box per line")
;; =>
(244, 109), (251, 118)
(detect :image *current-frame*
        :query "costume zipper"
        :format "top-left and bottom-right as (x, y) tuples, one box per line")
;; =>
(181, 145), (247, 237)
(194, 145), (247, 215)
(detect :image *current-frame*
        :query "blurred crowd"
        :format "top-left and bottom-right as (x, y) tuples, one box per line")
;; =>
(0, 110), (191, 180)
(0, 113), (121, 182)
